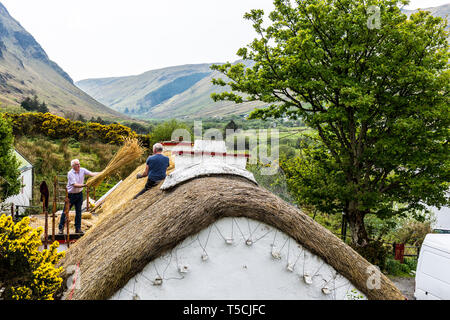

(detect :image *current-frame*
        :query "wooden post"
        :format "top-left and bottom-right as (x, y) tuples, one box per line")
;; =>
(52, 176), (57, 242)
(64, 188), (70, 248)
(43, 200), (48, 250)
(341, 213), (348, 242)
(86, 187), (90, 212)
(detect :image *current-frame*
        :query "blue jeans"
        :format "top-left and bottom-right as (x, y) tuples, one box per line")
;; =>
(59, 192), (83, 230)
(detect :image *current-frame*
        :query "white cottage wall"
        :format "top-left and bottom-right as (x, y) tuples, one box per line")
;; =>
(110, 217), (366, 300)
(3, 168), (33, 210)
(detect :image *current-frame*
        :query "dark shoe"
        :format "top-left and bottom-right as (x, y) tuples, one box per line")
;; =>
(75, 229), (84, 235)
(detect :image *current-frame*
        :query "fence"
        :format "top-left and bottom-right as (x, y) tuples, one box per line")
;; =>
(331, 231), (420, 262)
(0, 203), (41, 222)
(391, 242), (420, 263)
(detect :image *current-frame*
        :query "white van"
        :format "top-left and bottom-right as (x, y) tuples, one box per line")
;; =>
(414, 234), (450, 300)
(430, 205), (450, 233)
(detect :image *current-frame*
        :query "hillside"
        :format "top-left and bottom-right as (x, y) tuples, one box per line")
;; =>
(77, 62), (266, 119)
(0, 2), (123, 120)
(77, 64), (213, 115)
(77, 4), (449, 120)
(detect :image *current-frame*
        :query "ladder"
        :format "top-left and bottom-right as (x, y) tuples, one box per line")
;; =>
(43, 175), (73, 248)
(43, 175), (94, 249)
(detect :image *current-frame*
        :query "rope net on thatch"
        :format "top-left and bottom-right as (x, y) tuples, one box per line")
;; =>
(86, 137), (144, 189)
(58, 175), (404, 301)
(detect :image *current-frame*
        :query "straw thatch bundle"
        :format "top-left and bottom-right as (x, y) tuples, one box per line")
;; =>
(86, 138), (144, 188)
(58, 175), (404, 300)
(92, 151), (175, 220)
(91, 164), (147, 218)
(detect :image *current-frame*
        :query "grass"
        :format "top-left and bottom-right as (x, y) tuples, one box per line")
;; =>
(385, 257), (418, 277)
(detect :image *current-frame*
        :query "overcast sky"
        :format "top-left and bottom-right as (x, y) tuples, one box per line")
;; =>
(1, 0), (448, 81)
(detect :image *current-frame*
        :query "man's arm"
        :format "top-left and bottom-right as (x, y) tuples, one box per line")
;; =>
(137, 165), (149, 179)
(73, 183), (86, 188)
(68, 171), (85, 188)
(83, 168), (99, 177)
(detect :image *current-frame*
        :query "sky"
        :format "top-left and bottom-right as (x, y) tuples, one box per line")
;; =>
(1, 0), (448, 81)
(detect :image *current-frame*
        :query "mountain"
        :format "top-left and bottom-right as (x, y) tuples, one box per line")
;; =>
(402, 3), (450, 30)
(0, 2), (123, 120)
(146, 69), (264, 119)
(77, 62), (265, 119)
(77, 64), (212, 114)
(77, 4), (449, 120)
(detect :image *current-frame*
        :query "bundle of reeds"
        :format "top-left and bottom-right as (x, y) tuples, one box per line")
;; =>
(86, 137), (144, 189)
(92, 150), (175, 218)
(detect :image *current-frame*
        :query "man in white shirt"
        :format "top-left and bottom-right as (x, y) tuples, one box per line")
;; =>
(59, 159), (98, 235)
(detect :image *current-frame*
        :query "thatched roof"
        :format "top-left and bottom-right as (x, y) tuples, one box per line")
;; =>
(57, 174), (404, 300)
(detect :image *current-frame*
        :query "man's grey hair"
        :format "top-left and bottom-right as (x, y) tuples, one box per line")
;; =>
(153, 143), (163, 153)
(71, 159), (80, 167)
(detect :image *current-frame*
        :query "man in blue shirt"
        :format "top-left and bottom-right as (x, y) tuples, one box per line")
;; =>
(59, 159), (98, 235)
(134, 143), (170, 199)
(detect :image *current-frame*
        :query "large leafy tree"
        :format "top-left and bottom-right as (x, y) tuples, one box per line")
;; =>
(211, 0), (449, 247)
(0, 116), (21, 202)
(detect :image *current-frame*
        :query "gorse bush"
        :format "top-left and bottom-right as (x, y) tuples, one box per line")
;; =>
(2, 112), (137, 145)
(0, 215), (65, 300)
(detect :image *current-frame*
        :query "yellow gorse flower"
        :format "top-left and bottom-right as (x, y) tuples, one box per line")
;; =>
(0, 214), (65, 300)
(1, 112), (137, 145)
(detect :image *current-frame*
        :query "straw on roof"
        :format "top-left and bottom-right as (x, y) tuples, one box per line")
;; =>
(30, 211), (97, 240)
(92, 151), (175, 222)
(57, 175), (404, 300)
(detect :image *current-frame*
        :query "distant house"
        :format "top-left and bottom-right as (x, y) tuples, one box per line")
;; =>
(2, 150), (33, 213)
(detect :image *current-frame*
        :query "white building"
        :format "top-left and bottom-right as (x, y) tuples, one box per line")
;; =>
(58, 140), (404, 301)
(2, 150), (33, 214)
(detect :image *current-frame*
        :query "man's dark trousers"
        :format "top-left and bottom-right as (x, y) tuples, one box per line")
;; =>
(134, 179), (160, 199)
(59, 192), (83, 231)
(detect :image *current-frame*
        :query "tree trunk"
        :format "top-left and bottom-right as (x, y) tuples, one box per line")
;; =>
(346, 204), (369, 248)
